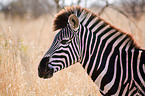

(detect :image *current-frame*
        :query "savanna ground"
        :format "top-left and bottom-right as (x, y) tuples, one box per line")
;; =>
(0, 8), (145, 96)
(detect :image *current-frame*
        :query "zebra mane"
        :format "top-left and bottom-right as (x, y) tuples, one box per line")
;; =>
(53, 6), (94, 31)
(53, 6), (140, 48)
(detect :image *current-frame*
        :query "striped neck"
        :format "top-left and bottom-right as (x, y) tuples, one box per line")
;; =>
(78, 15), (136, 65)
(77, 14), (145, 95)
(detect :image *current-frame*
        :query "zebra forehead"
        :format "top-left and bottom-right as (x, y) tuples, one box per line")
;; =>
(53, 6), (94, 31)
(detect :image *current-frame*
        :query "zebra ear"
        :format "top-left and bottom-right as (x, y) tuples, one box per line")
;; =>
(68, 14), (79, 31)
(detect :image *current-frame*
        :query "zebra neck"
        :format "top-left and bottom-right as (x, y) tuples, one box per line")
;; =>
(140, 49), (145, 74)
(75, 8), (145, 95)
(78, 15), (145, 90)
(78, 17), (114, 65)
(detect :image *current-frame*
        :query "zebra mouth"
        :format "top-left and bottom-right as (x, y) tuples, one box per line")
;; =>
(38, 68), (54, 79)
(43, 68), (54, 79)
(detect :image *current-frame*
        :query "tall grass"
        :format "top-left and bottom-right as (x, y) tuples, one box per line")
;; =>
(0, 8), (145, 96)
(0, 14), (101, 96)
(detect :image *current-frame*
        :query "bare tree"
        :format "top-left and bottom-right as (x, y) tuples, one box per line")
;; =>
(96, 0), (145, 20)
(1, 0), (27, 18)
(1, 0), (55, 19)
(53, 0), (83, 12)
(120, 0), (145, 19)
(77, 0), (81, 5)
(54, 0), (62, 12)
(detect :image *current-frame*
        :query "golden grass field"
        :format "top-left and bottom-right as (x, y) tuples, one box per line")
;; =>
(0, 8), (145, 96)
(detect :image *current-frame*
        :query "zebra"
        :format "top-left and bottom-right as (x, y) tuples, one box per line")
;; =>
(38, 6), (145, 95)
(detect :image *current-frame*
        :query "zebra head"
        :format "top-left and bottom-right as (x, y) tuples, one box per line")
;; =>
(38, 14), (81, 79)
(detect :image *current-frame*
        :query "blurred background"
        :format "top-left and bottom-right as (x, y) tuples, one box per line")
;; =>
(0, 0), (145, 96)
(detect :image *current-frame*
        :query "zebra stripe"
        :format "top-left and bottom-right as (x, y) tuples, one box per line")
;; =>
(38, 6), (145, 95)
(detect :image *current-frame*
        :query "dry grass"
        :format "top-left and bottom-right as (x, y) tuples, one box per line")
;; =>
(0, 8), (145, 96)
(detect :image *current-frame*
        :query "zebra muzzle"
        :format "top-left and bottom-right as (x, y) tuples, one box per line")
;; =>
(42, 68), (54, 79)
(38, 66), (54, 79)
(38, 57), (54, 79)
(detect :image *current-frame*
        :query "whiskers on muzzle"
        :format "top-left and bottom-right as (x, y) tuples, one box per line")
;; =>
(38, 57), (54, 79)
(38, 66), (54, 79)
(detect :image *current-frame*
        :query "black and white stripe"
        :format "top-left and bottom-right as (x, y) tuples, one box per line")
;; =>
(38, 6), (145, 95)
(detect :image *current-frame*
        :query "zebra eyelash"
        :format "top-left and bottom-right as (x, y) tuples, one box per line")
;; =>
(60, 39), (70, 44)
(60, 38), (70, 44)
(60, 31), (76, 44)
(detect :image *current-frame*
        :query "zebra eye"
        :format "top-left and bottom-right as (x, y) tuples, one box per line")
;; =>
(60, 40), (69, 44)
